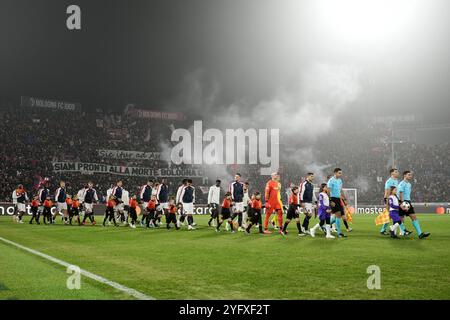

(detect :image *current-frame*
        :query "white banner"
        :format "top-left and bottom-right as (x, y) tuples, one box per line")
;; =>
(97, 149), (161, 160)
(20, 96), (80, 111)
(52, 162), (203, 177)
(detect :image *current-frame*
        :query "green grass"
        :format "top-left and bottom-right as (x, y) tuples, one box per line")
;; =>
(0, 214), (449, 300)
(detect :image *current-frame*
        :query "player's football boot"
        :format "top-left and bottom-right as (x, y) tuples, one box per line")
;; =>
(338, 233), (347, 238)
(326, 234), (335, 239)
(263, 230), (272, 234)
(380, 230), (389, 235)
(419, 232), (430, 239)
(390, 230), (399, 239)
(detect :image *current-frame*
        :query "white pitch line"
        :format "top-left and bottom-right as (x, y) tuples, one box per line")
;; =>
(0, 236), (155, 300)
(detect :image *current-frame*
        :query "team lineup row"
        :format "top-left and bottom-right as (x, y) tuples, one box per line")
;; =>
(9, 168), (430, 239)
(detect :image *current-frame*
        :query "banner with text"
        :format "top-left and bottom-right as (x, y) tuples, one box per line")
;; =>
(21, 96), (80, 111)
(97, 149), (161, 160)
(52, 162), (203, 177)
(125, 104), (185, 121)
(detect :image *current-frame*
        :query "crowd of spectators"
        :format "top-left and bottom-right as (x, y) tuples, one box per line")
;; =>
(1, 104), (449, 204)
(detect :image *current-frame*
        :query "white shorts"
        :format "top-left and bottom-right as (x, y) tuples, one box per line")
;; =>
(57, 202), (67, 212)
(157, 202), (169, 211)
(234, 202), (244, 213)
(17, 203), (26, 212)
(115, 203), (125, 212)
(182, 202), (194, 215)
(84, 203), (94, 213)
(303, 202), (314, 214)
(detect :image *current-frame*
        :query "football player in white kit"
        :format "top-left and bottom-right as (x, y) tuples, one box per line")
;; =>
(112, 180), (126, 224)
(54, 180), (68, 224)
(176, 179), (188, 228)
(13, 184), (28, 223)
(241, 182), (250, 230)
(207, 180), (221, 227)
(179, 179), (196, 230)
(156, 178), (170, 225)
(139, 180), (153, 226)
(229, 174), (245, 231)
(81, 182), (99, 225)
(299, 173), (317, 234)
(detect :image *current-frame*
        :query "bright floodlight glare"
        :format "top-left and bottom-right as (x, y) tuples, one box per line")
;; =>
(313, 0), (421, 46)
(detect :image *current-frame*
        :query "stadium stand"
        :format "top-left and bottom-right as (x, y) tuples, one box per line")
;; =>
(1, 104), (449, 204)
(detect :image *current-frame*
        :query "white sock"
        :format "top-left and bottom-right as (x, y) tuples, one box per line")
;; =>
(311, 223), (320, 232)
(390, 223), (399, 233)
(325, 224), (331, 236)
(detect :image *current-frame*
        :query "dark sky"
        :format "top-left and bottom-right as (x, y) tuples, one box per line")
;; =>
(1, 0), (449, 120)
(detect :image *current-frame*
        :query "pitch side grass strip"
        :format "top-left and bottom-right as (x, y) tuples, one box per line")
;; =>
(0, 236), (155, 300)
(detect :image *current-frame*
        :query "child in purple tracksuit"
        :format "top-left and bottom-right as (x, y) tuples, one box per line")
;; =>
(388, 186), (402, 239)
(309, 183), (334, 238)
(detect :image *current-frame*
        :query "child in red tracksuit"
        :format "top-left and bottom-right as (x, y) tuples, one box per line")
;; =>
(129, 195), (138, 228)
(103, 195), (117, 226)
(280, 186), (303, 236)
(29, 196), (40, 224)
(145, 195), (157, 228)
(215, 192), (234, 233)
(71, 196), (81, 225)
(166, 197), (179, 230)
(245, 192), (263, 234)
(43, 197), (53, 224)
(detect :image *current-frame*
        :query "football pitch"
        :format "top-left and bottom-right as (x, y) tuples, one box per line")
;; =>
(0, 214), (449, 300)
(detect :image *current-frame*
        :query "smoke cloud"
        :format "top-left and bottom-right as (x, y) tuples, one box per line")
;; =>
(162, 62), (363, 182)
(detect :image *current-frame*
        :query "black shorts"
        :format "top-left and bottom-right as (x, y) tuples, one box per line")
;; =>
(286, 205), (299, 220)
(221, 207), (231, 220)
(249, 208), (261, 224)
(210, 204), (219, 218)
(399, 200), (415, 216)
(167, 213), (177, 224)
(330, 197), (343, 214)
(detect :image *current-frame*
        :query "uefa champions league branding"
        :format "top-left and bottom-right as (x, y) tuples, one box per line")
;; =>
(169, 121), (280, 175)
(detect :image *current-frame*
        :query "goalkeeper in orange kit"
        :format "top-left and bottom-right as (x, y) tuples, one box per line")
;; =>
(263, 172), (284, 234)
